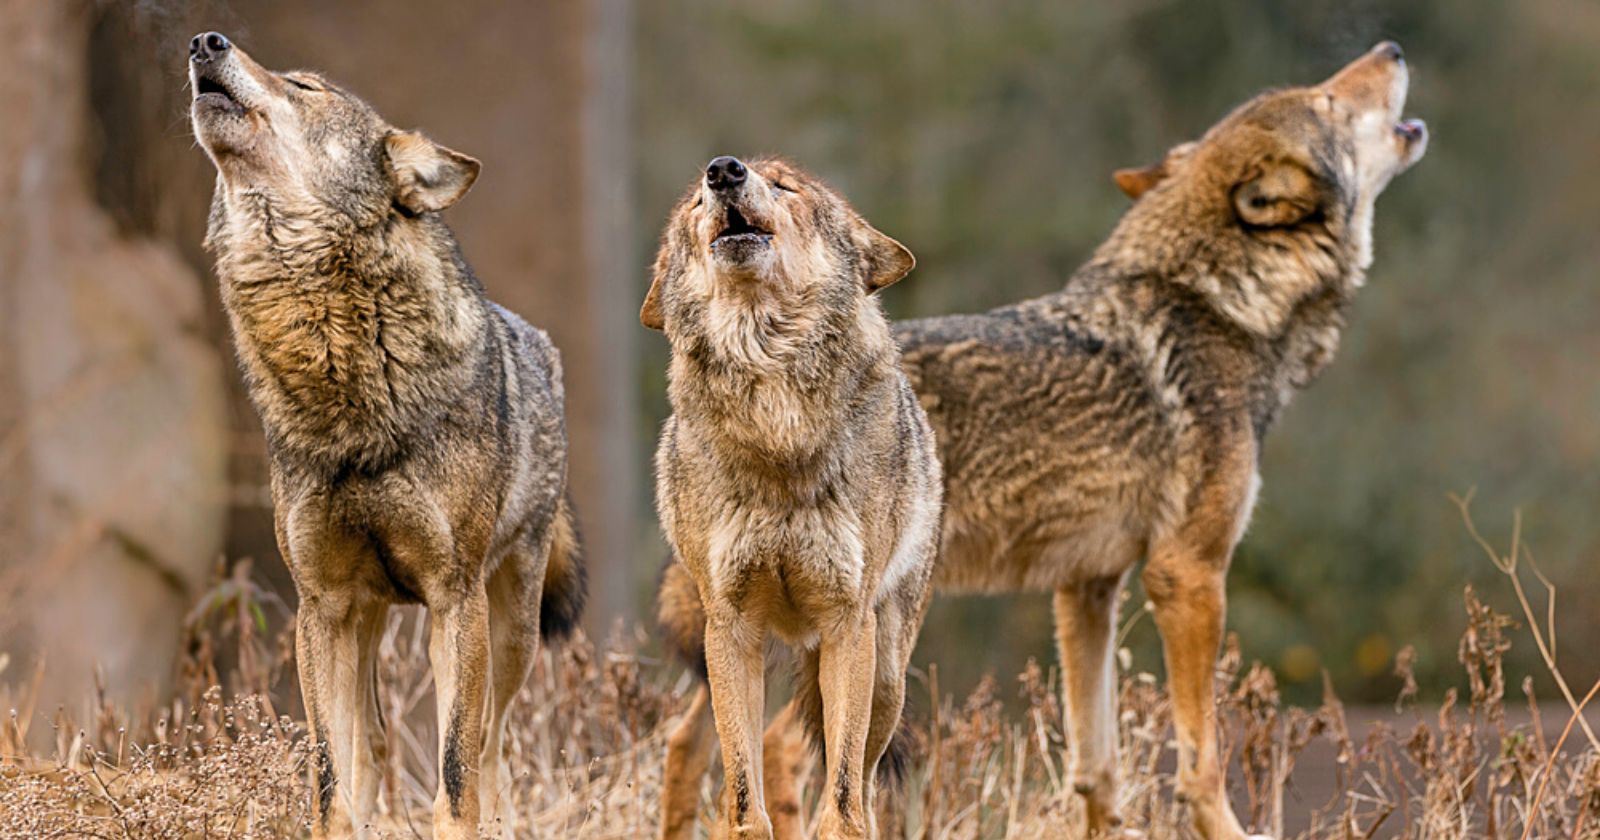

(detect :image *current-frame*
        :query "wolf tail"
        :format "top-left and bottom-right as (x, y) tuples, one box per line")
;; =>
(656, 557), (708, 679)
(539, 496), (586, 642)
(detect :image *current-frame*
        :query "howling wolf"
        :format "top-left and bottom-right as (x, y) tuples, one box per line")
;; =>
(645, 156), (941, 840)
(188, 31), (584, 840)
(658, 43), (1427, 840)
(893, 41), (1427, 840)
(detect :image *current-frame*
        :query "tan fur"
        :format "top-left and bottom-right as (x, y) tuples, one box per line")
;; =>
(659, 44), (1426, 840)
(188, 33), (584, 840)
(649, 157), (940, 840)
(896, 44), (1424, 840)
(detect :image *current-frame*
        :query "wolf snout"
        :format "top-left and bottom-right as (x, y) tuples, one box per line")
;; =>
(706, 156), (747, 191)
(189, 31), (231, 63)
(1373, 40), (1404, 64)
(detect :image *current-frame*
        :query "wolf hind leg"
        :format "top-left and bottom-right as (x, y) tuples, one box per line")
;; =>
(480, 534), (548, 837)
(655, 693), (814, 840)
(661, 684), (719, 840)
(761, 700), (813, 840)
(1054, 571), (1131, 837)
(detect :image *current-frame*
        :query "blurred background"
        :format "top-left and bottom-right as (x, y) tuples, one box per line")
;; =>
(2, 0), (1596, 714)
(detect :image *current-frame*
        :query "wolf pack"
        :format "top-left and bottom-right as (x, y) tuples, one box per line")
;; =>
(187, 28), (1426, 840)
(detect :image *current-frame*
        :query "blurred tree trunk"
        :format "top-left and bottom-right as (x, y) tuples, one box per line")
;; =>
(0, 0), (36, 575)
(573, 0), (640, 630)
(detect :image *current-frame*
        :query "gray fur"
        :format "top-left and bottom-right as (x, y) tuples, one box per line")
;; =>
(190, 34), (582, 839)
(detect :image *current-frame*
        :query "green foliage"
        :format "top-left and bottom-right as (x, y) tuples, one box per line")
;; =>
(634, 0), (1600, 702)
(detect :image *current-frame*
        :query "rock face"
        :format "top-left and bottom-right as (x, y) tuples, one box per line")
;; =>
(0, 1), (228, 711)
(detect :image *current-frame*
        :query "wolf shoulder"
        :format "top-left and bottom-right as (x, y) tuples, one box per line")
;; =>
(488, 301), (565, 407)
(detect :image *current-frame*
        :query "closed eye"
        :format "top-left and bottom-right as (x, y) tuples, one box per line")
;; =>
(771, 181), (798, 194)
(285, 76), (321, 92)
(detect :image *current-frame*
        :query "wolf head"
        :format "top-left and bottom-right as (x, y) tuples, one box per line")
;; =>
(1112, 41), (1426, 268)
(188, 32), (478, 221)
(640, 156), (914, 333)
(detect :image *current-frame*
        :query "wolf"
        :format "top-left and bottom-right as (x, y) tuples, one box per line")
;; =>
(644, 155), (941, 840)
(658, 43), (1427, 840)
(188, 32), (585, 840)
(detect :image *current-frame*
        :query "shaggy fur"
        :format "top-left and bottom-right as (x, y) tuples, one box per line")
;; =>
(656, 43), (1427, 840)
(189, 32), (583, 840)
(891, 42), (1427, 840)
(647, 157), (941, 840)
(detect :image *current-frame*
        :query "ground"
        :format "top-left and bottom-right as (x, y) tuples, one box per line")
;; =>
(2, 580), (1596, 839)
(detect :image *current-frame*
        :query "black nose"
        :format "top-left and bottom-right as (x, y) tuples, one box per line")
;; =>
(1374, 41), (1404, 63)
(706, 156), (747, 191)
(190, 31), (231, 62)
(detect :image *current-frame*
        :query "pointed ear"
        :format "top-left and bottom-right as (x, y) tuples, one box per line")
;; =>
(386, 131), (481, 213)
(640, 278), (665, 330)
(1232, 159), (1319, 227)
(640, 252), (667, 330)
(1113, 141), (1196, 200)
(856, 222), (916, 293)
(1113, 163), (1166, 200)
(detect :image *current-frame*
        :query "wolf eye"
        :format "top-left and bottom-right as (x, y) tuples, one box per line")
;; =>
(771, 181), (798, 195)
(286, 77), (320, 92)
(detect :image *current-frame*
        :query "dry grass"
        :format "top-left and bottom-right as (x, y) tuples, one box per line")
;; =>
(3, 503), (1598, 839)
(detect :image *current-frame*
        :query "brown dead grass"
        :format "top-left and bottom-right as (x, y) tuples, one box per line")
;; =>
(2, 502), (1597, 839)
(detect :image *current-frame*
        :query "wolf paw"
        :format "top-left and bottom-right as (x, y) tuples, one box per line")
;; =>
(1070, 770), (1127, 837)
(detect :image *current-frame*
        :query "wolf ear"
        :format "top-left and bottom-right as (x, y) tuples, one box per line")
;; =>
(857, 223), (916, 293)
(386, 131), (481, 214)
(640, 252), (667, 330)
(1232, 159), (1319, 227)
(1113, 141), (1196, 200)
(640, 279), (665, 331)
(1113, 164), (1166, 200)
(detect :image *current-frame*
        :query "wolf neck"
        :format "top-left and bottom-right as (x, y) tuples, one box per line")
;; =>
(672, 286), (894, 469)
(208, 186), (488, 472)
(1085, 192), (1365, 429)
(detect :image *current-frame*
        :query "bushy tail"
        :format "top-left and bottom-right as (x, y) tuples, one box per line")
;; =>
(655, 558), (707, 678)
(539, 496), (586, 642)
(876, 718), (918, 788)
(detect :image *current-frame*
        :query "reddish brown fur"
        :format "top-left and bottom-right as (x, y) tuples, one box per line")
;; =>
(893, 43), (1426, 840)
(658, 44), (1427, 840)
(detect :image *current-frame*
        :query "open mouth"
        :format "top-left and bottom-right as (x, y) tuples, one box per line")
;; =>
(193, 73), (240, 109)
(713, 207), (772, 245)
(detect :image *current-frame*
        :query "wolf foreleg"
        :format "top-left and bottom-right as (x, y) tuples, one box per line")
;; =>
(815, 609), (878, 840)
